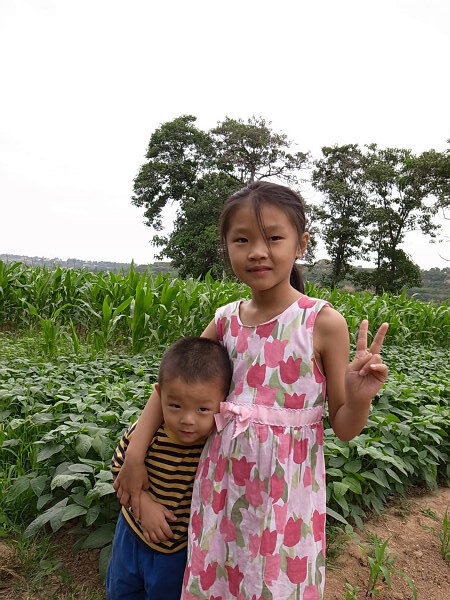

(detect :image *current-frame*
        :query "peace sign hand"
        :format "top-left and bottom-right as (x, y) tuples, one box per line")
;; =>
(345, 320), (389, 406)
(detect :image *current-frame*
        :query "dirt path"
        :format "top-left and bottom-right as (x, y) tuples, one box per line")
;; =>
(1, 488), (449, 599)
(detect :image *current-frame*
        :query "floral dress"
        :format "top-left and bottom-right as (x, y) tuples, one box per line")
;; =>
(182, 296), (330, 600)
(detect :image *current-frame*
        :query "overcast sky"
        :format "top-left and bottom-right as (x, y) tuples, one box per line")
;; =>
(1, 0), (449, 269)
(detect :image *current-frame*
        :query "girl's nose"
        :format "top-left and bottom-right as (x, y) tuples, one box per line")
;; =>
(248, 239), (269, 260)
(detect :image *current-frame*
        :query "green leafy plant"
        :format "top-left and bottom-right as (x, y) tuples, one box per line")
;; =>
(423, 506), (450, 561)
(358, 533), (416, 598)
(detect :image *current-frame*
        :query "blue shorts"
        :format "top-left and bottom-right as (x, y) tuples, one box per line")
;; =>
(106, 512), (187, 600)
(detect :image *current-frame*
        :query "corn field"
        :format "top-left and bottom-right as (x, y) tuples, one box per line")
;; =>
(0, 260), (448, 354)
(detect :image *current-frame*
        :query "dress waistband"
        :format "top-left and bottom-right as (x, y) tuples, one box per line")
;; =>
(214, 402), (324, 439)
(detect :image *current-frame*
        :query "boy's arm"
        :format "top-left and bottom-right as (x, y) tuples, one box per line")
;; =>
(113, 388), (163, 520)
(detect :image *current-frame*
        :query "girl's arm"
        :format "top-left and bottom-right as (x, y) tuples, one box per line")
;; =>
(113, 389), (163, 519)
(114, 319), (219, 517)
(315, 308), (388, 441)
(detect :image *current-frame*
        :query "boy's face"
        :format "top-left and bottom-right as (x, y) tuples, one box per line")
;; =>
(156, 377), (225, 444)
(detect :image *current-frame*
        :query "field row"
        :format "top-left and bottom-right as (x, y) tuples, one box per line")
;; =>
(1, 336), (448, 578)
(1, 260), (449, 350)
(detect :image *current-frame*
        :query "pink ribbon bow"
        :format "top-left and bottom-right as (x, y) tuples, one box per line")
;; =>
(215, 402), (255, 439)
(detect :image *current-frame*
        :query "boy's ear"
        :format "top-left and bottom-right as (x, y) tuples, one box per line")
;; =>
(155, 383), (160, 397)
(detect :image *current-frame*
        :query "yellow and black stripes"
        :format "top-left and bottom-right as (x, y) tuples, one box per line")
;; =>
(111, 422), (204, 553)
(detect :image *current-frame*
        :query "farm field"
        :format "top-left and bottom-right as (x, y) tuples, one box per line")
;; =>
(0, 262), (449, 598)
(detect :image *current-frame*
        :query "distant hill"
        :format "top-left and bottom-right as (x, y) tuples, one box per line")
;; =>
(1, 254), (448, 302)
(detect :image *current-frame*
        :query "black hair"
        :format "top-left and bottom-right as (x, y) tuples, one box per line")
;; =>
(158, 337), (232, 396)
(219, 181), (307, 293)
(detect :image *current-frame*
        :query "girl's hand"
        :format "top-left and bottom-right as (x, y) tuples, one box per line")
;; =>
(113, 458), (149, 520)
(345, 320), (389, 406)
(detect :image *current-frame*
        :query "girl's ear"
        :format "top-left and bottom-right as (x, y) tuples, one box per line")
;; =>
(296, 232), (309, 258)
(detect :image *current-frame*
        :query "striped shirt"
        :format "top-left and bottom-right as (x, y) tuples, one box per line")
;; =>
(111, 421), (205, 553)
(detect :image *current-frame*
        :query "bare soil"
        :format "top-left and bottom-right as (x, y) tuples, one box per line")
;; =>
(1, 487), (449, 599)
(325, 487), (450, 600)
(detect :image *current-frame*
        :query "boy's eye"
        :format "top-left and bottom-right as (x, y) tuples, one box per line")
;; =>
(169, 403), (180, 409)
(198, 407), (211, 413)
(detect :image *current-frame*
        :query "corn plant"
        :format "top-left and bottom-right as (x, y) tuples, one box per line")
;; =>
(423, 506), (450, 561)
(358, 534), (416, 598)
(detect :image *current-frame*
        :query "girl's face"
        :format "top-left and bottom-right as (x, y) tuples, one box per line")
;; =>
(225, 200), (308, 293)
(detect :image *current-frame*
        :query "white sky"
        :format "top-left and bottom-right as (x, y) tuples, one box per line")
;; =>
(1, 0), (449, 269)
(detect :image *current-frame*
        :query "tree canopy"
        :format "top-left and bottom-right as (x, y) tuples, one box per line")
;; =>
(132, 115), (309, 278)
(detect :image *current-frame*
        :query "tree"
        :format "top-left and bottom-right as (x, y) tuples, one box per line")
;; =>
(311, 144), (367, 287)
(132, 115), (309, 277)
(361, 145), (441, 294)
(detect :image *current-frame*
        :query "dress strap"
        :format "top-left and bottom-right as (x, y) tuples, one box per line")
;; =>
(214, 402), (324, 439)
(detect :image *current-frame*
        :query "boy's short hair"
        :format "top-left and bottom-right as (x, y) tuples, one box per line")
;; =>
(158, 337), (232, 395)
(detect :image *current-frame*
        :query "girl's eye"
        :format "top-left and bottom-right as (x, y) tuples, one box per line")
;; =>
(198, 407), (211, 413)
(235, 237), (247, 243)
(268, 235), (282, 242)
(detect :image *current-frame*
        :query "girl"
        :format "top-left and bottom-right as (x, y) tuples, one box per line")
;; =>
(115, 181), (388, 600)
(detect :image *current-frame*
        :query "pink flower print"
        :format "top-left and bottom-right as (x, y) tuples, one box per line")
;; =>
(303, 466), (312, 487)
(298, 296), (317, 309)
(264, 339), (288, 367)
(313, 358), (326, 383)
(219, 516), (237, 542)
(245, 477), (265, 507)
(230, 315), (240, 337)
(233, 378), (244, 398)
(283, 392), (306, 409)
(264, 552), (281, 587)
(236, 327), (252, 352)
(212, 489), (227, 514)
(209, 434), (221, 463)
(293, 438), (308, 464)
(249, 533), (260, 558)
(303, 584), (320, 600)
(231, 456), (256, 486)
(255, 385), (277, 407)
(200, 562), (218, 591)
(260, 528), (277, 556)
(269, 472), (285, 503)
(191, 510), (202, 541)
(191, 542), (207, 576)
(256, 320), (275, 339)
(254, 423), (268, 443)
(183, 563), (190, 588)
(274, 502), (288, 533)
(283, 516), (303, 547)
(277, 432), (292, 463)
(201, 478), (213, 504)
(286, 555), (308, 584)
(315, 422), (324, 446)
(279, 356), (302, 384)
(306, 310), (317, 329)
(216, 317), (227, 341)
(312, 510), (326, 543)
(247, 363), (266, 388)
(225, 564), (244, 597)
(214, 455), (227, 482)
(201, 457), (211, 478)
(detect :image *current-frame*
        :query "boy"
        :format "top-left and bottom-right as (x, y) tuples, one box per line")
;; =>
(106, 337), (231, 600)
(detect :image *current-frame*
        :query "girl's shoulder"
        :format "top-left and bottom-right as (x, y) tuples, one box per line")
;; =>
(214, 299), (241, 320)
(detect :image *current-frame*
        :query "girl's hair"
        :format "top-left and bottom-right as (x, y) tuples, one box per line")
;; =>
(219, 181), (307, 293)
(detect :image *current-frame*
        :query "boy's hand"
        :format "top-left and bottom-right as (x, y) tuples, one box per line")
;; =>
(113, 458), (149, 520)
(138, 493), (177, 544)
